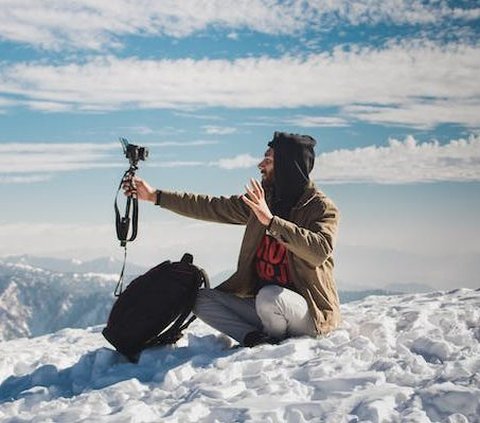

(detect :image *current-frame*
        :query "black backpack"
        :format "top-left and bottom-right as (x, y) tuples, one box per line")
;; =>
(102, 253), (209, 362)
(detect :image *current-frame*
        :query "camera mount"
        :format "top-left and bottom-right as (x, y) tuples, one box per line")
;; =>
(114, 137), (149, 296)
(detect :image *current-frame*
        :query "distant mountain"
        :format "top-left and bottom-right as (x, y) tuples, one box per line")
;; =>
(0, 261), (117, 341)
(384, 282), (433, 293)
(338, 289), (400, 303)
(210, 269), (234, 287)
(335, 245), (479, 290)
(1, 255), (148, 275)
(337, 281), (434, 294)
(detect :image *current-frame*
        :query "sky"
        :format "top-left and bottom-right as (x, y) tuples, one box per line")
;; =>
(0, 0), (479, 290)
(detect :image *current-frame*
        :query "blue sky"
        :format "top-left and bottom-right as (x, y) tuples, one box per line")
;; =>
(0, 0), (479, 290)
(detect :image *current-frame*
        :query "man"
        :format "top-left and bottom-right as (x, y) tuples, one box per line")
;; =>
(125, 131), (340, 347)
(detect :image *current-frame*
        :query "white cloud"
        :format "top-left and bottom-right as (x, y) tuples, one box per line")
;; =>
(227, 32), (239, 41)
(1, 41), (478, 128)
(0, 1), (477, 50)
(313, 134), (480, 184)
(0, 142), (118, 153)
(25, 100), (74, 112)
(140, 153), (259, 170)
(149, 153), (260, 170)
(343, 100), (480, 129)
(0, 174), (52, 184)
(144, 140), (219, 147)
(0, 141), (220, 179)
(202, 125), (237, 135)
(209, 135), (480, 181)
(0, 143), (119, 173)
(148, 160), (204, 168)
(0, 96), (14, 113)
(119, 126), (207, 137)
(0, 96), (13, 105)
(5, 132), (480, 184)
(0, 154), (119, 174)
(213, 154), (259, 170)
(173, 112), (223, 121)
(451, 7), (480, 20)
(287, 115), (349, 128)
(0, 143), (116, 174)
(2, 134), (479, 184)
(240, 117), (279, 127)
(122, 126), (154, 135)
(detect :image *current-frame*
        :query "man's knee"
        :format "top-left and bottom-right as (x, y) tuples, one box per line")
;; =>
(255, 286), (288, 338)
(255, 285), (284, 315)
(193, 288), (214, 315)
(256, 285), (284, 303)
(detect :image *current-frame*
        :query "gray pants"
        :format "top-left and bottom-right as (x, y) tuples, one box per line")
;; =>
(193, 285), (317, 345)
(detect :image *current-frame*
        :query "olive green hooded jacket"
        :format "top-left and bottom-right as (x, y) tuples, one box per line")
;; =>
(157, 181), (340, 335)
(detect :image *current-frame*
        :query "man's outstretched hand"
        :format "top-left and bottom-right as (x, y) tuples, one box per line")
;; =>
(242, 178), (274, 227)
(122, 176), (157, 203)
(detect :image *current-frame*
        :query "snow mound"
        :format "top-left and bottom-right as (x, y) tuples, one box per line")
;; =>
(0, 288), (479, 422)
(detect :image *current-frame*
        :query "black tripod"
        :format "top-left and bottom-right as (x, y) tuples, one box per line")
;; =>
(113, 137), (149, 296)
(113, 165), (139, 296)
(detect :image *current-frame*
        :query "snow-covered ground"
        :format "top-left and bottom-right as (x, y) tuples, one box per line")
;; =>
(0, 288), (479, 422)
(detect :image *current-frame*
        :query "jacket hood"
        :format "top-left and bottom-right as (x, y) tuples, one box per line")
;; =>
(267, 131), (316, 218)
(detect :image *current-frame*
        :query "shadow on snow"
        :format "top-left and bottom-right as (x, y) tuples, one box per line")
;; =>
(0, 334), (236, 404)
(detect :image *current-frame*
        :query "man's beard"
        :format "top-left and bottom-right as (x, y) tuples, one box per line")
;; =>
(261, 174), (274, 190)
(261, 176), (274, 207)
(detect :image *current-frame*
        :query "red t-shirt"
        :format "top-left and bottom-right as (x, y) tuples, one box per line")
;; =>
(254, 234), (296, 293)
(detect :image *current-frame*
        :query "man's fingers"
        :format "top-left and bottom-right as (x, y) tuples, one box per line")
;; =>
(241, 195), (257, 209)
(252, 178), (264, 195)
(250, 178), (261, 195)
(245, 185), (258, 201)
(123, 186), (137, 194)
(122, 178), (138, 196)
(249, 178), (257, 193)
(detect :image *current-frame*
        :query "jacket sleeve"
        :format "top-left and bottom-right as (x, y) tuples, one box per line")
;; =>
(268, 198), (339, 267)
(158, 190), (251, 225)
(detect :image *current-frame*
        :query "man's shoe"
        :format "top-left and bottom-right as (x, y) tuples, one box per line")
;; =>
(243, 330), (280, 347)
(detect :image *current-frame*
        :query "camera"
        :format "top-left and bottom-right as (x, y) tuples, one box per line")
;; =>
(119, 137), (149, 167)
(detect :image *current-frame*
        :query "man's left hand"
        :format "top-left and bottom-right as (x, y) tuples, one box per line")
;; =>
(242, 178), (274, 226)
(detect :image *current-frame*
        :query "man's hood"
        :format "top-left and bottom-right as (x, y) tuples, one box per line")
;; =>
(267, 131), (316, 218)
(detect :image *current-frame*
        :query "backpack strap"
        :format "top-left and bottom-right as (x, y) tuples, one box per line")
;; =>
(146, 308), (196, 347)
(145, 259), (210, 348)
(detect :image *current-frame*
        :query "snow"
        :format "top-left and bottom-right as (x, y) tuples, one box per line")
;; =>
(0, 288), (479, 422)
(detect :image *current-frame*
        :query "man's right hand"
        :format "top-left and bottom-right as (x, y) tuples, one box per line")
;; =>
(122, 176), (157, 203)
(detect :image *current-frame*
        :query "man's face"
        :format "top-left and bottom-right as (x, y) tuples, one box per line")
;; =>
(258, 147), (274, 185)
